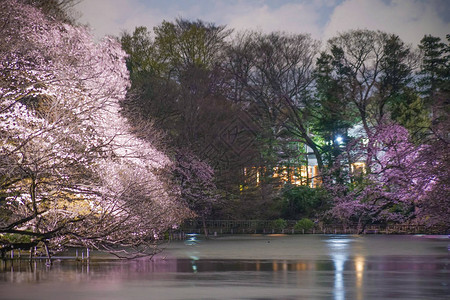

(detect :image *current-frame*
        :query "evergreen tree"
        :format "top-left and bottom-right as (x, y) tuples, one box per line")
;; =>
(417, 35), (447, 100)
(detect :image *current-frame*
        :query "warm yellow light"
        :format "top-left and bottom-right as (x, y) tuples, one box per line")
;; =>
(272, 261), (278, 271)
(355, 255), (365, 300)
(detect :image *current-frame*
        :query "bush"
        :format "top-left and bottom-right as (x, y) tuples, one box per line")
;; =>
(294, 218), (315, 232)
(279, 185), (330, 220)
(272, 218), (287, 230)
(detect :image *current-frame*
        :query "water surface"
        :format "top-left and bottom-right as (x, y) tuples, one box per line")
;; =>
(1, 235), (449, 299)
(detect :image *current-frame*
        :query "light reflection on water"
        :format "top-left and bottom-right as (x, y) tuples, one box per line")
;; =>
(0, 235), (449, 300)
(327, 238), (349, 300)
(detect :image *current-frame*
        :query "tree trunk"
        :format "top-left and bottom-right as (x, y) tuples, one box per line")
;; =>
(44, 242), (52, 265)
(201, 215), (208, 238)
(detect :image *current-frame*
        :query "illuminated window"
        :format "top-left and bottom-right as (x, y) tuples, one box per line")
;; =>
(351, 162), (366, 175)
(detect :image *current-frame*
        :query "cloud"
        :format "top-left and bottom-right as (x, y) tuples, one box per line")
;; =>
(219, 2), (323, 39)
(323, 0), (449, 46)
(75, 0), (328, 41)
(75, 0), (448, 46)
(76, 0), (168, 38)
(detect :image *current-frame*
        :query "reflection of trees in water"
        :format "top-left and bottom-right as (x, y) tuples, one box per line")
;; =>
(1, 236), (448, 300)
(0, 257), (181, 283)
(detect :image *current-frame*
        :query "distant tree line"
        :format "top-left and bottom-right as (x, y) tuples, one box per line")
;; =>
(120, 19), (449, 230)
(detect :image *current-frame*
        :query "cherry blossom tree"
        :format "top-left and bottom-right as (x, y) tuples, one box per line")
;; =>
(326, 122), (449, 230)
(173, 150), (219, 235)
(0, 0), (189, 258)
(413, 138), (450, 228)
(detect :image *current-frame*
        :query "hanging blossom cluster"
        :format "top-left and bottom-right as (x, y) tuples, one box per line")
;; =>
(0, 0), (189, 255)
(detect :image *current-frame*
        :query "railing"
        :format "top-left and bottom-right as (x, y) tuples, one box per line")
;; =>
(174, 220), (447, 235)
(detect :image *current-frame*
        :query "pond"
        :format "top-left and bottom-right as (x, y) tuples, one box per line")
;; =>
(1, 234), (449, 300)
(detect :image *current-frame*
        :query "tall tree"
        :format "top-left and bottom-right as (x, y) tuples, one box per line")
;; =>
(153, 19), (232, 77)
(417, 35), (449, 142)
(0, 0), (189, 257)
(417, 35), (447, 100)
(313, 52), (357, 167)
(121, 20), (234, 150)
(225, 31), (322, 171)
(324, 30), (417, 172)
(120, 20), (235, 219)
